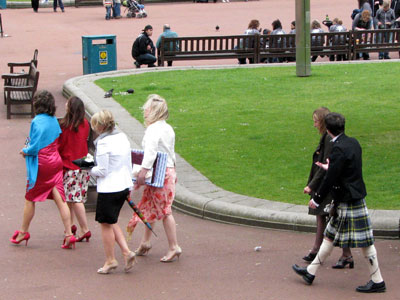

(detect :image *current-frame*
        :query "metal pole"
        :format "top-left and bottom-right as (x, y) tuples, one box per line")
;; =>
(295, 0), (311, 77)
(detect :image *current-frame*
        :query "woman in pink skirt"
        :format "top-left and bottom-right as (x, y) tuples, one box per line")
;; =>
(58, 96), (91, 242)
(127, 94), (181, 262)
(10, 90), (76, 249)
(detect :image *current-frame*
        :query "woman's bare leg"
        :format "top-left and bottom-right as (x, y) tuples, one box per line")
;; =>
(52, 187), (72, 236)
(162, 214), (179, 259)
(72, 202), (90, 234)
(16, 200), (36, 241)
(100, 223), (117, 266)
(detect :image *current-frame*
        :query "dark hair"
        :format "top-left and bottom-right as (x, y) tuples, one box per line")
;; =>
(33, 90), (56, 116)
(324, 112), (345, 136)
(272, 19), (282, 30)
(291, 21), (296, 27)
(59, 96), (85, 132)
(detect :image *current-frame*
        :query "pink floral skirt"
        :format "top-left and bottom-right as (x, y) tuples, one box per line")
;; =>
(127, 168), (176, 232)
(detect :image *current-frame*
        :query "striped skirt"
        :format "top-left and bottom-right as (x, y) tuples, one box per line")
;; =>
(324, 198), (374, 248)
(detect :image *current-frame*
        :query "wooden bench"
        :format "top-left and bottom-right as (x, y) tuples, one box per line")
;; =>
(259, 32), (352, 61)
(3, 49), (38, 104)
(158, 35), (258, 66)
(159, 30), (400, 64)
(2, 61), (39, 119)
(351, 28), (400, 59)
(75, 0), (102, 7)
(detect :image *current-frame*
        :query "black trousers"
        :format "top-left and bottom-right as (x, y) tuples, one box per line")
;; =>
(31, 0), (39, 12)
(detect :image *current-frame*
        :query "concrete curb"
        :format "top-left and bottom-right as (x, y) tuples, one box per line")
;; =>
(62, 63), (400, 239)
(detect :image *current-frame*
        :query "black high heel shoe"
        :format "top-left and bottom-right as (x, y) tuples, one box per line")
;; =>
(302, 252), (317, 262)
(332, 256), (354, 269)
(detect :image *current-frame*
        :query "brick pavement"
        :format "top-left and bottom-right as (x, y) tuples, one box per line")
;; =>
(1, 2), (399, 300)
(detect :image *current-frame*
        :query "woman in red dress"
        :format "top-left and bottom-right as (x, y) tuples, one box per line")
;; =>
(10, 90), (76, 249)
(58, 96), (91, 242)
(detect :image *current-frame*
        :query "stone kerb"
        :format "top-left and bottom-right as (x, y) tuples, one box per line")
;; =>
(62, 65), (400, 238)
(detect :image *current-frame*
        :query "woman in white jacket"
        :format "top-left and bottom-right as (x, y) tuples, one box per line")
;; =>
(127, 94), (181, 263)
(90, 110), (136, 274)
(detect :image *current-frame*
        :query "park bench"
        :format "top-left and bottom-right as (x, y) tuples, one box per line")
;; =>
(158, 35), (258, 66)
(158, 30), (400, 64)
(351, 28), (400, 59)
(75, 0), (102, 7)
(2, 60), (39, 119)
(3, 49), (38, 104)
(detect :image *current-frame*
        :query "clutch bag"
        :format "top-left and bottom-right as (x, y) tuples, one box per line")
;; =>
(131, 149), (168, 188)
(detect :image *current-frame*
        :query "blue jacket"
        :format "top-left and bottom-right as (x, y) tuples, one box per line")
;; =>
(23, 114), (61, 190)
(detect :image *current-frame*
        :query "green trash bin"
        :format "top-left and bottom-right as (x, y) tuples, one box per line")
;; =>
(0, 0), (6, 9)
(82, 35), (117, 75)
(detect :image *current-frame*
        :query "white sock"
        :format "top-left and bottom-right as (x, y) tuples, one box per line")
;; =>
(362, 245), (384, 283)
(307, 239), (334, 275)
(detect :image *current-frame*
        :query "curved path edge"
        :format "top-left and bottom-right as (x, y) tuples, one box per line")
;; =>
(62, 64), (400, 239)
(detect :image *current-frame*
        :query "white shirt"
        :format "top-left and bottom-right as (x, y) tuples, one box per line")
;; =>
(91, 132), (133, 193)
(142, 120), (176, 169)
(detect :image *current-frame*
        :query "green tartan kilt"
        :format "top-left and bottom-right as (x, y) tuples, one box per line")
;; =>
(324, 198), (374, 248)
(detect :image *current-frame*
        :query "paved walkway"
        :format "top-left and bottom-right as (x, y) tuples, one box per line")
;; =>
(1, 2), (399, 299)
(63, 63), (400, 238)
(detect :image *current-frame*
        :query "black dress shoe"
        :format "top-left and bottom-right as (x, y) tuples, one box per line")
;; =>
(302, 252), (317, 262)
(292, 264), (315, 285)
(356, 280), (386, 293)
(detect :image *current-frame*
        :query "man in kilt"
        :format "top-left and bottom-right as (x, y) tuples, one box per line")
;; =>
(292, 112), (386, 293)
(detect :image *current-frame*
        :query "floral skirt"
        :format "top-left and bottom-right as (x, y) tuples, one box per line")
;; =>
(63, 169), (90, 203)
(127, 168), (176, 232)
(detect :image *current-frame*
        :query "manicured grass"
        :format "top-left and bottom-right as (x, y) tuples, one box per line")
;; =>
(96, 63), (400, 210)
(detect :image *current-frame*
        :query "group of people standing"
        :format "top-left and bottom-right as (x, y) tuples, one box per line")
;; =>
(11, 90), (181, 274)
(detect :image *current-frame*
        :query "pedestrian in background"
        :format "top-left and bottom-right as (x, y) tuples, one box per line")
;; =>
(53, 0), (65, 12)
(132, 25), (157, 68)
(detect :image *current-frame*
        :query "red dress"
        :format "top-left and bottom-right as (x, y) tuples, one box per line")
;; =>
(25, 139), (66, 202)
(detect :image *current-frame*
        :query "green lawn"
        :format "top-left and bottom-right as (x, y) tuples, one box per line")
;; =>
(96, 63), (400, 210)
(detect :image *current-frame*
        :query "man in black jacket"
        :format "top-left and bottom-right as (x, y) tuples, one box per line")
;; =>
(131, 25), (157, 68)
(292, 113), (386, 293)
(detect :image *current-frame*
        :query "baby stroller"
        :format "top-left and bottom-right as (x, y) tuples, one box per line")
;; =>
(122, 0), (147, 18)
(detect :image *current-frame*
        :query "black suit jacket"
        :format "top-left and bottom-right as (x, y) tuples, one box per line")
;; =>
(314, 134), (367, 204)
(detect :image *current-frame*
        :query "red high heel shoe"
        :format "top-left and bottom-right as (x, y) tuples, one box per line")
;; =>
(71, 225), (77, 236)
(61, 235), (77, 249)
(76, 231), (91, 242)
(10, 230), (30, 246)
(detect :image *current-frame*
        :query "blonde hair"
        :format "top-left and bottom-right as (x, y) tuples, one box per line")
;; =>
(143, 94), (169, 126)
(313, 107), (331, 134)
(383, 0), (390, 8)
(90, 110), (115, 133)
